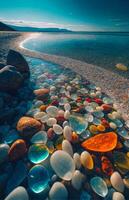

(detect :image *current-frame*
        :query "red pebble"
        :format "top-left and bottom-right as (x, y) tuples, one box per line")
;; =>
(94, 98), (103, 105)
(9, 139), (27, 161)
(85, 98), (92, 103)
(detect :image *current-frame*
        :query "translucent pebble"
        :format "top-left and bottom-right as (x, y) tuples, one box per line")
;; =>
(63, 126), (72, 141)
(109, 122), (117, 130)
(46, 106), (58, 117)
(84, 114), (93, 122)
(0, 144), (10, 164)
(64, 110), (70, 119)
(64, 103), (71, 111)
(81, 130), (91, 139)
(50, 86), (56, 92)
(28, 165), (50, 193)
(117, 128), (129, 139)
(92, 117), (101, 125)
(31, 131), (48, 144)
(49, 182), (68, 200)
(62, 140), (73, 157)
(69, 115), (88, 134)
(125, 120), (129, 129)
(93, 111), (104, 118)
(90, 176), (108, 197)
(34, 112), (46, 120)
(113, 119), (123, 128)
(63, 121), (69, 127)
(71, 170), (85, 190)
(47, 118), (57, 126)
(81, 151), (94, 170)
(112, 192), (125, 200)
(50, 150), (75, 180)
(28, 144), (49, 164)
(73, 153), (81, 169)
(110, 171), (124, 192)
(40, 114), (50, 123)
(34, 100), (43, 107)
(85, 105), (94, 112)
(113, 151), (129, 174)
(53, 124), (63, 135)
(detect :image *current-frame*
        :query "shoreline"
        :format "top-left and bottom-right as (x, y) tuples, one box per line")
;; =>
(0, 32), (129, 117)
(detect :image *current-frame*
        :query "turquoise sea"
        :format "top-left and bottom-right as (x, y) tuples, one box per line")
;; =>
(23, 32), (129, 78)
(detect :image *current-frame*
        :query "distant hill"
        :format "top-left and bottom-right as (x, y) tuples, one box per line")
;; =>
(0, 22), (15, 31)
(8, 24), (72, 32)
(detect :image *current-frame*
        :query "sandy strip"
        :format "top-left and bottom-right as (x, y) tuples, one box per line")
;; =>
(0, 32), (129, 117)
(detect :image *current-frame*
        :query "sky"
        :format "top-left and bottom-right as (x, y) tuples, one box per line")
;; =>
(0, 0), (129, 31)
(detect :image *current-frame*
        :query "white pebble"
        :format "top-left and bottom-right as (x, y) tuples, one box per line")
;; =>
(47, 118), (57, 127)
(110, 172), (124, 193)
(46, 106), (58, 117)
(112, 192), (125, 200)
(73, 153), (81, 169)
(5, 186), (29, 200)
(49, 182), (68, 200)
(71, 170), (85, 190)
(53, 124), (63, 135)
(62, 140), (73, 157)
(64, 110), (70, 119)
(63, 126), (72, 141)
(109, 122), (117, 130)
(64, 103), (71, 111)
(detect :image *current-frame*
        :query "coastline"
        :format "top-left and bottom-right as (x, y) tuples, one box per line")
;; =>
(0, 32), (129, 117)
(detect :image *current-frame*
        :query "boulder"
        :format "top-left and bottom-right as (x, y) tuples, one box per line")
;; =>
(7, 49), (30, 78)
(0, 65), (23, 92)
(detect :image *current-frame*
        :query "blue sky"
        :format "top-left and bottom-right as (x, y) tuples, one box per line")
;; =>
(0, 0), (129, 31)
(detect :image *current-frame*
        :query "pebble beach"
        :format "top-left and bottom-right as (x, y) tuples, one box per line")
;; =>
(0, 32), (129, 200)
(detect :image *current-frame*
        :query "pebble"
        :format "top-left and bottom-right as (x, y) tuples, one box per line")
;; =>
(5, 186), (29, 200)
(53, 124), (63, 135)
(0, 144), (10, 164)
(73, 153), (81, 169)
(28, 144), (49, 164)
(62, 140), (73, 157)
(80, 151), (94, 170)
(28, 165), (50, 193)
(50, 150), (75, 180)
(110, 171), (124, 192)
(30, 131), (48, 144)
(46, 106), (58, 117)
(9, 139), (27, 161)
(17, 116), (42, 138)
(71, 170), (85, 190)
(63, 125), (72, 141)
(49, 182), (68, 200)
(90, 176), (108, 197)
(47, 118), (57, 126)
(112, 192), (125, 200)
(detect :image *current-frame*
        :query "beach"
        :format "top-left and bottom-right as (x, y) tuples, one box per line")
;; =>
(0, 31), (128, 117)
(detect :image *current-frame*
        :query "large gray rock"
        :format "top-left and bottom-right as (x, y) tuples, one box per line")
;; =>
(7, 50), (30, 78)
(0, 65), (23, 92)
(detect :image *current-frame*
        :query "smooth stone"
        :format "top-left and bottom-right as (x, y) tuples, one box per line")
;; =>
(73, 153), (81, 169)
(69, 115), (88, 134)
(17, 116), (42, 138)
(110, 171), (124, 192)
(64, 103), (71, 111)
(53, 124), (63, 135)
(46, 106), (58, 117)
(116, 63), (128, 71)
(5, 186), (29, 200)
(84, 113), (93, 122)
(90, 176), (108, 197)
(117, 128), (129, 139)
(0, 144), (10, 164)
(3, 129), (19, 144)
(62, 140), (73, 157)
(71, 170), (85, 190)
(63, 121), (69, 127)
(81, 132), (117, 152)
(49, 182), (68, 200)
(113, 151), (129, 174)
(63, 126), (72, 141)
(9, 139), (27, 161)
(80, 151), (94, 170)
(33, 88), (50, 100)
(109, 122), (117, 130)
(64, 110), (70, 119)
(50, 150), (75, 181)
(34, 112), (46, 120)
(6, 160), (27, 194)
(47, 118), (57, 126)
(31, 131), (48, 144)
(112, 192), (125, 200)
(81, 130), (91, 139)
(28, 165), (50, 193)
(28, 144), (49, 164)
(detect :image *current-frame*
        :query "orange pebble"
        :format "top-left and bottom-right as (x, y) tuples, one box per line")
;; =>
(40, 105), (47, 111)
(81, 132), (117, 152)
(97, 124), (106, 132)
(71, 132), (79, 143)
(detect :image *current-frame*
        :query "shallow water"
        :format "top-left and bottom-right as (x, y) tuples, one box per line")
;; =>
(23, 32), (129, 78)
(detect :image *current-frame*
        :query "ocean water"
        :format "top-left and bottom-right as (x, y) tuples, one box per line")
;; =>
(23, 32), (129, 78)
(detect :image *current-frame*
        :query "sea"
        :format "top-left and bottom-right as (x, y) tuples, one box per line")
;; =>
(22, 32), (129, 78)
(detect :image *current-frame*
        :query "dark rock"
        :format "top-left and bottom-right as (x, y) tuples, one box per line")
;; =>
(0, 65), (23, 92)
(7, 49), (30, 78)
